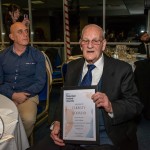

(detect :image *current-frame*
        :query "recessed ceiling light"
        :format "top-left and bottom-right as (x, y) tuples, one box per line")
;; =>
(80, 6), (90, 9)
(23, 8), (35, 11)
(31, 1), (44, 4)
(2, 3), (11, 6)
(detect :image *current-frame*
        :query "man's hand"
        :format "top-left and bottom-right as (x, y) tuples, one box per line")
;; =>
(12, 92), (30, 105)
(50, 121), (65, 146)
(22, 17), (30, 27)
(91, 92), (113, 113)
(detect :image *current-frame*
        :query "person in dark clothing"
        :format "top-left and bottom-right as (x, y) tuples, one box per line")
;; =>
(5, 3), (30, 45)
(134, 59), (150, 120)
(27, 24), (143, 150)
(138, 32), (150, 54)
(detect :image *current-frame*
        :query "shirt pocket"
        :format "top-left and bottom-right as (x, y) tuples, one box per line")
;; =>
(20, 62), (36, 76)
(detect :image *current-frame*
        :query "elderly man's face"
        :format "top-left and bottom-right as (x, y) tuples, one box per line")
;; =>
(80, 25), (106, 64)
(9, 22), (29, 46)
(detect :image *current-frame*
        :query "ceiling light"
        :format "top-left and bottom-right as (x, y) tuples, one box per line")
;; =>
(80, 6), (90, 9)
(2, 3), (11, 6)
(31, 1), (44, 4)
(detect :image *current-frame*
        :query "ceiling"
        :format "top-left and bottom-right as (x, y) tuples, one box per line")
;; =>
(1, 0), (146, 16)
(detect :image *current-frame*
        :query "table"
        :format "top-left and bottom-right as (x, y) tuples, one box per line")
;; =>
(0, 94), (29, 150)
(113, 53), (147, 71)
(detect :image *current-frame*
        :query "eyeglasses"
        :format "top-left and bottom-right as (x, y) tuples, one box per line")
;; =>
(81, 39), (103, 45)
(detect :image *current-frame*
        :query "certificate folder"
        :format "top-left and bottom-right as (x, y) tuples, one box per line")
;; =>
(61, 86), (99, 144)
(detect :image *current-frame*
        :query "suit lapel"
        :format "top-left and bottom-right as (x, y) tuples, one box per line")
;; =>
(67, 58), (84, 86)
(75, 60), (84, 86)
(101, 54), (115, 92)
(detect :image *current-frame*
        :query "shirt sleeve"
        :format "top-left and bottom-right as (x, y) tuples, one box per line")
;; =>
(0, 84), (14, 99)
(0, 56), (14, 99)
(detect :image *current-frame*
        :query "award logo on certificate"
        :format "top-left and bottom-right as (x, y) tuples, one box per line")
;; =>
(61, 86), (99, 144)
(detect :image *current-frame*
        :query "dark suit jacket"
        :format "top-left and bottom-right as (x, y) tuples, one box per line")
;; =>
(54, 54), (143, 150)
(138, 43), (146, 54)
(134, 59), (150, 119)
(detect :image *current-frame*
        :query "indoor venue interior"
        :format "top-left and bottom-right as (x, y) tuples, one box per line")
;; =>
(0, 0), (150, 150)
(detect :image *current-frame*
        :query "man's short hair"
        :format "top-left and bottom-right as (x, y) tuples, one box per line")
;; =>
(139, 32), (147, 39)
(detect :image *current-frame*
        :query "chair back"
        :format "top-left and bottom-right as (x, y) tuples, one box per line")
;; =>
(45, 48), (62, 70)
(29, 52), (53, 145)
(61, 61), (68, 83)
(42, 51), (63, 84)
(36, 51), (52, 124)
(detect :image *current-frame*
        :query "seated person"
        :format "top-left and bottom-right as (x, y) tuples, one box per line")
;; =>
(138, 32), (150, 54)
(0, 22), (46, 137)
(5, 3), (30, 45)
(134, 59), (150, 120)
(27, 24), (143, 150)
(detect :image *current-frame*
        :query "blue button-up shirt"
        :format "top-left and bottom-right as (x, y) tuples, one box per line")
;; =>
(0, 45), (46, 99)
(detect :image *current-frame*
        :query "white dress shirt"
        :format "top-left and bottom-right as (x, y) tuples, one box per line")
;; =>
(82, 53), (104, 85)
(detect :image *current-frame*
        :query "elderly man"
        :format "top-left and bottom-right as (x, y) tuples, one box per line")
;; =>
(28, 24), (142, 150)
(0, 22), (46, 137)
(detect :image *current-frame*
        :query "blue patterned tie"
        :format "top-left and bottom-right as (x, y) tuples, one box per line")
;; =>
(80, 64), (96, 86)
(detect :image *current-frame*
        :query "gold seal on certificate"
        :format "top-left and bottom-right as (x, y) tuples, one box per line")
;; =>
(61, 86), (99, 144)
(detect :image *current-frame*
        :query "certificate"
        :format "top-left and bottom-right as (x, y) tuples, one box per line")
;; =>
(61, 86), (99, 144)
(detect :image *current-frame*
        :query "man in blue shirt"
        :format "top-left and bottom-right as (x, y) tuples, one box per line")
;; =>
(0, 22), (46, 137)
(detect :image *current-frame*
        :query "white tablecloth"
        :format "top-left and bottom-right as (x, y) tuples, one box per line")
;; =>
(0, 94), (29, 150)
(116, 53), (147, 71)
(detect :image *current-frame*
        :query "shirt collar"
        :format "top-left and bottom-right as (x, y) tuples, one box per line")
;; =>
(84, 53), (104, 69)
(11, 45), (29, 55)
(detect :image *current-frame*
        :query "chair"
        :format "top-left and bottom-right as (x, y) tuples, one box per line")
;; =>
(61, 61), (68, 84)
(134, 59), (150, 120)
(71, 45), (82, 56)
(45, 48), (63, 84)
(45, 48), (62, 70)
(30, 51), (53, 145)
(37, 51), (53, 125)
(61, 56), (82, 84)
